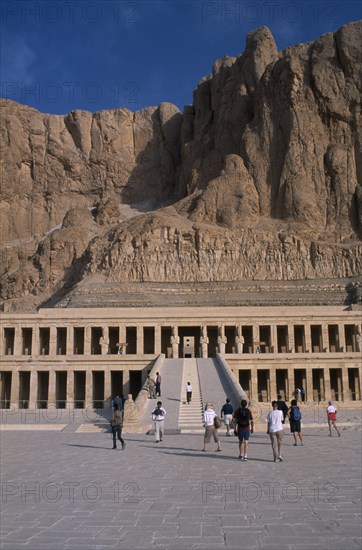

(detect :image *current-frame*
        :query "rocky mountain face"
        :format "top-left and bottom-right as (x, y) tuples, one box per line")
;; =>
(1, 21), (361, 310)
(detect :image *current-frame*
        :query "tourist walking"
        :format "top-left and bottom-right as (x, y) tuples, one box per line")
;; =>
(233, 399), (254, 461)
(151, 401), (166, 443)
(221, 398), (234, 436)
(186, 382), (192, 404)
(110, 404), (126, 450)
(202, 403), (221, 452)
(276, 394), (288, 423)
(155, 372), (162, 397)
(288, 399), (303, 446)
(267, 401), (284, 462)
(327, 401), (341, 437)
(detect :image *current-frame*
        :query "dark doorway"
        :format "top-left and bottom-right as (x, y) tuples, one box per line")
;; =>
(294, 326), (305, 353)
(242, 326), (253, 353)
(312, 369), (324, 402)
(330, 368), (342, 401)
(39, 328), (50, 355)
(37, 371), (49, 409)
(178, 327), (200, 358)
(328, 325), (339, 352)
(91, 327), (102, 355)
(277, 326), (288, 353)
(92, 371), (104, 408)
(0, 372), (12, 408)
(257, 370), (269, 402)
(56, 371), (67, 408)
(143, 327), (155, 354)
(207, 326), (218, 357)
(126, 327), (137, 354)
(348, 368), (360, 401)
(19, 372), (30, 409)
(74, 371), (86, 408)
(259, 326), (271, 353)
(109, 327), (120, 354)
(4, 328), (15, 355)
(111, 371), (123, 399)
(161, 327), (172, 357)
(225, 326), (236, 354)
(276, 369), (288, 400)
(22, 328), (32, 355)
(311, 325), (322, 352)
(239, 370), (251, 399)
(294, 369), (306, 401)
(129, 371), (142, 400)
(74, 328), (84, 355)
(57, 328), (67, 355)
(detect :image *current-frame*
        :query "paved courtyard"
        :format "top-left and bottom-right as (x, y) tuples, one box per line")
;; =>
(1, 414), (361, 550)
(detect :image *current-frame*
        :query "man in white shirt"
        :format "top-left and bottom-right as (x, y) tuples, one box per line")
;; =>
(151, 401), (166, 443)
(267, 401), (284, 462)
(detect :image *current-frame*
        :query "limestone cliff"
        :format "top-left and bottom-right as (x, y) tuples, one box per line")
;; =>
(1, 21), (361, 310)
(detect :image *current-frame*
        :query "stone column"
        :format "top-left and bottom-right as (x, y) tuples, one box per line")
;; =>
(322, 324), (329, 352)
(67, 325), (74, 355)
(49, 326), (57, 356)
(66, 370), (74, 409)
(322, 368), (330, 401)
(14, 325), (22, 356)
(200, 325), (209, 358)
(137, 325), (144, 356)
(85, 369), (92, 409)
(217, 325), (227, 354)
(269, 368), (276, 401)
(171, 326), (180, 358)
(48, 370), (56, 408)
(250, 371), (258, 402)
(29, 371), (37, 409)
(304, 323), (312, 353)
(356, 326), (361, 353)
(338, 324), (346, 352)
(235, 324), (243, 354)
(355, 368), (361, 400)
(288, 324), (295, 353)
(270, 325), (278, 353)
(288, 368), (295, 401)
(84, 326), (91, 355)
(33, 325), (38, 356)
(306, 368), (313, 402)
(104, 369), (112, 407)
(154, 325), (161, 355)
(10, 369), (19, 409)
(118, 325), (126, 354)
(341, 369), (350, 401)
(123, 370), (130, 396)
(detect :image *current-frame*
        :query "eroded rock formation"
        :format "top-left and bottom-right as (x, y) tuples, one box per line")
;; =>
(1, 21), (361, 310)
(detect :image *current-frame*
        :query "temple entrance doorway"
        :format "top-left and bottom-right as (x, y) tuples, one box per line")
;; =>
(178, 327), (201, 358)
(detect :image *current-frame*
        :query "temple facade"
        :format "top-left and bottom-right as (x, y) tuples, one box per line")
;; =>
(0, 304), (361, 410)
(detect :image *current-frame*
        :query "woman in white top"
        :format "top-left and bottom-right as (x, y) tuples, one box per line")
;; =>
(266, 401), (284, 462)
(202, 403), (221, 452)
(186, 382), (192, 404)
(327, 401), (341, 437)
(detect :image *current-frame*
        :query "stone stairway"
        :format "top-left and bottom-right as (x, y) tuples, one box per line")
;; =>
(178, 359), (204, 434)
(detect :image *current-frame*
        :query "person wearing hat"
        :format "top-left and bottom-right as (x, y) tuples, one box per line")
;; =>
(202, 403), (222, 452)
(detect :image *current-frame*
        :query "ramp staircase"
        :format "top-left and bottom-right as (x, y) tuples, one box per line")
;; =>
(178, 359), (204, 433)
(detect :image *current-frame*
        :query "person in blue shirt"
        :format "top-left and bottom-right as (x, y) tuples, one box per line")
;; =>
(220, 398), (234, 436)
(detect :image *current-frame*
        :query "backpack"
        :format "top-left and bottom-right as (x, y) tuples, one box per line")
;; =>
(152, 408), (162, 417)
(237, 408), (250, 428)
(291, 406), (301, 421)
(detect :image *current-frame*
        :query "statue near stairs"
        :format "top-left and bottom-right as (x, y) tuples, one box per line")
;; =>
(200, 325), (209, 358)
(171, 326), (180, 358)
(217, 325), (227, 354)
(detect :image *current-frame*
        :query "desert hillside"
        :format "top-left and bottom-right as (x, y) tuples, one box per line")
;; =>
(1, 21), (361, 310)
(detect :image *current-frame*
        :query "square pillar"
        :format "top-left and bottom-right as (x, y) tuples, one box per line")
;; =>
(49, 326), (57, 356)
(341, 367), (351, 401)
(250, 371), (258, 402)
(288, 325), (295, 353)
(306, 368), (313, 402)
(14, 325), (22, 356)
(270, 325), (278, 353)
(66, 370), (74, 409)
(104, 369), (112, 407)
(48, 370), (56, 408)
(123, 369), (130, 396)
(85, 370), (92, 408)
(322, 368), (330, 401)
(269, 368), (277, 400)
(66, 326), (73, 355)
(305, 323), (312, 353)
(84, 326), (91, 355)
(154, 325), (161, 355)
(10, 370), (19, 408)
(338, 324), (346, 351)
(28, 371), (37, 409)
(137, 325), (144, 356)
(288, 368), (295, 401)
(322, 324), (329, 352)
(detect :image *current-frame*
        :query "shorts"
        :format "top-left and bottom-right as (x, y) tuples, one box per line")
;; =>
(290, 420), (301, 433)
(224, 414), (233, 425)
(204, 425), (219, 443)
(237, 428), (251, 442)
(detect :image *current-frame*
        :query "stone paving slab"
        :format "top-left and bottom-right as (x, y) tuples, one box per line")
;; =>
(0, 424), (361, 549)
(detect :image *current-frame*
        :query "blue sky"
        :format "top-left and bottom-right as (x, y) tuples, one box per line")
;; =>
(1, 0), (361, 115)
